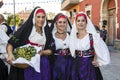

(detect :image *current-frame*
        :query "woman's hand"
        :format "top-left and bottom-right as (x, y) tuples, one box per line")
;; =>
(7, 53), (15, 65)
(38, 49), (52, 56)
(38, 50), (44, 56)
(92, 55), (99, 67)
(92, 60), (99, 67)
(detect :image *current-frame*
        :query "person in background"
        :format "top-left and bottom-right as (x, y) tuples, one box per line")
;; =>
(0, 14), (13, 36)
(69, 12), (110, 80)
(0, 14), (11, 80)
(6, 6), (55, 80)
(0, 29), (9, 80)
(50, 13), (73, 80)
(100, 25), (107, 42)
(11, 25), (15, 34)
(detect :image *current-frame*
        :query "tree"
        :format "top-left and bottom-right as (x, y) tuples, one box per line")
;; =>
(6, 14), (21, 26)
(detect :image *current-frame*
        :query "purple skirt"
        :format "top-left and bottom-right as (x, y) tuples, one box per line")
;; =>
(72, 57), (103, 80)
(24, 56), (50, 80)
(71, 56), (96, 80)
(52, 55), (73, 80)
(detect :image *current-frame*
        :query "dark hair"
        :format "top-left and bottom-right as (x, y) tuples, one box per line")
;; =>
(0, 14), (4, 21)
(50, 13), (72, 32)
(76, 13), (87, 23)
(102, 25), (106, 28)
(8, 6), (49, 48)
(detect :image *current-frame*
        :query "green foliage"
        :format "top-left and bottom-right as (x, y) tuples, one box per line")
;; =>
(13, 46), (37, 61)
(6, 14), (21, 26)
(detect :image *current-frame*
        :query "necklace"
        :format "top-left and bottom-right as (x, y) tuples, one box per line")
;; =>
(56, 32), (66, 41)
(57, 31), (65, 34)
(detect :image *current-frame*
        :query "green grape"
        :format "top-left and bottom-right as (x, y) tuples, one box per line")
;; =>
(13, 46), (36, 61)
(25, 55), (31, 61)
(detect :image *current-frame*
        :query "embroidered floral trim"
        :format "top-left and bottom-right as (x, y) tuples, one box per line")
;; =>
(11, 36), (20, 45)
(50, 41), (55, 47)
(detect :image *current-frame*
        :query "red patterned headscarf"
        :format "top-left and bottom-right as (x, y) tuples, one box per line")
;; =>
(35, 9), (46, 14)
(76, 13), (87, 23)
(57, 15), (66, 21)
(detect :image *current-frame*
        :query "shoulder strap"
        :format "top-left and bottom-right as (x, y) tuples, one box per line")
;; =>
(2, 23), (13, 36)
(89, 33), (95, 54)
(89, 33), (93, 47)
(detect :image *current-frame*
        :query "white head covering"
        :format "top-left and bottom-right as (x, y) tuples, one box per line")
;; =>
(32, 8), (46, 27)
(69, 12), (98, 57)
(29, 8), (47, 45)
(51, 13), (71, 34)
(27, 8), (47, 72)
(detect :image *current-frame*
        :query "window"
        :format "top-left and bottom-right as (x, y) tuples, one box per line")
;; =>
(85, 5), (92, 19)
(70, 11), (72, 17)
(86, 10), (91, 18)
(72, 9), (77, 17)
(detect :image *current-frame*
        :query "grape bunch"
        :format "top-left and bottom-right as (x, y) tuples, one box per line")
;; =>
(13, 46), (36, 61)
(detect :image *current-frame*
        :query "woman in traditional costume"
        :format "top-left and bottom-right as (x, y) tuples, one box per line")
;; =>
(50, 13), (73, 80)
(6, 6), (55, 80)
(0, 14), (10, 80)
(70, 12), (110, 80)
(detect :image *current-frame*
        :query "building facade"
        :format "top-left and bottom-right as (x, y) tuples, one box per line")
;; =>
(61, 0), (120, 50)
(17, 10), (31, 21)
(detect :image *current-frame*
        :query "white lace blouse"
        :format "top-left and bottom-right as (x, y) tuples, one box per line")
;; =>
(74, 33), (110, 66)
(53, 32), (70, 50)
(75, 34), (90, 51)
(29, 26), (46, 46)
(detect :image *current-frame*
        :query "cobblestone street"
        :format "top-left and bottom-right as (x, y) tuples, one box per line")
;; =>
(100, 46), (120, 80)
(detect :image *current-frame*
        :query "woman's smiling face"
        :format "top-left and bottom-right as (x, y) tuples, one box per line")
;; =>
(35, 12), (45, 28)
(76, 16), (87, 30)
(56, 18), (67, 31)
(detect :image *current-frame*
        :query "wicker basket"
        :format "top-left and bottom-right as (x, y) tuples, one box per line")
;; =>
(14, 63), (29, 69)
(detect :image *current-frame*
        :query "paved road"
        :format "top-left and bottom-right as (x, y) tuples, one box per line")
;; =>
(100, 47), (120, 80)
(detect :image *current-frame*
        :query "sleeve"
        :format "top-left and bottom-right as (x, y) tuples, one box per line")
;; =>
(45, 33), (56, 53)
(93, 34), (110, 66)
(0, 24), (8, 32)
(8, 32), (21, 48)
(0, 30), (9, 53)
(44, 26), (56, 53)
(44, 27), (56, 66)
(8, 26), (27, 49)
(0, 30), (9, 44)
